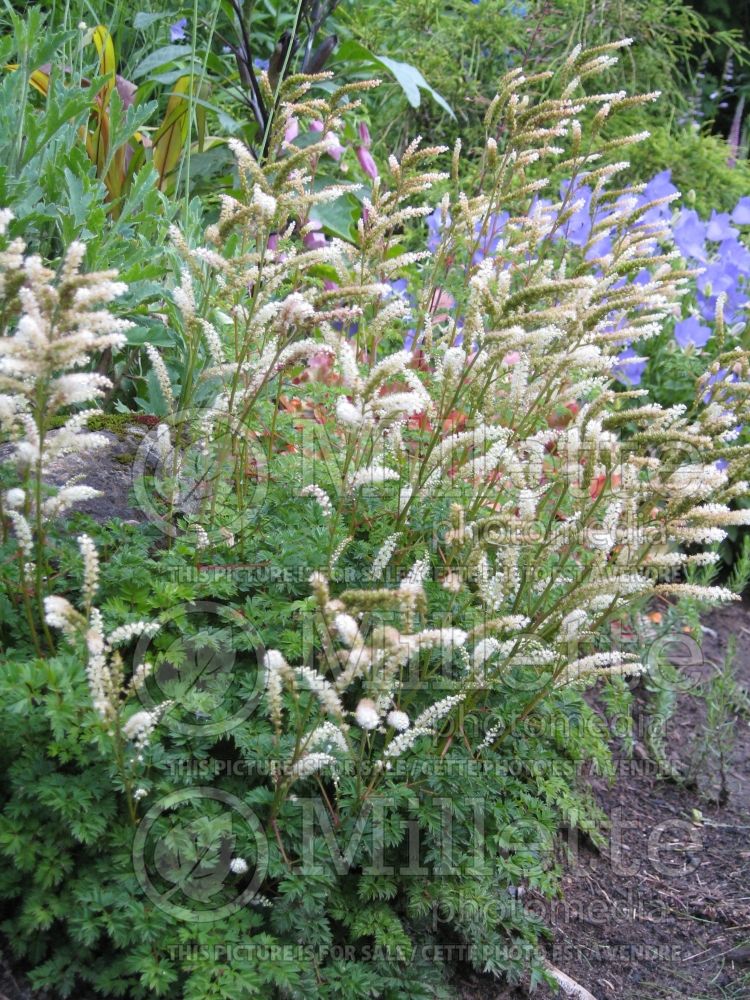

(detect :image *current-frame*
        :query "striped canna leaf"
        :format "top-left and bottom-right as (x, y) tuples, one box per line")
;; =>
(91, 25), (116, 103)
(152, 75), (191, 192)
(87, 26), (117, 197)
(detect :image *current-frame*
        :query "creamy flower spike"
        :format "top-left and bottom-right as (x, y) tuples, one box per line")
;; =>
(45, 536), (165, 731)
(0, 223), (137, 569)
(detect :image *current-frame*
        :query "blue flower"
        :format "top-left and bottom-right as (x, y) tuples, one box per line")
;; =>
(637, 170), (678, 224)
(674, 316), (711, 349)
(673, 210), (707, 261)
(703, 367), (738, 404)
(170, 18), (188, 42)
(695, 248), (748, 324)
(472, 212), (508, 264)
(558, 181), (594, 247)
(613, 346), (646, 386)
(718, 236), (750, 276)
(642, 169), (678, 201)
(731, 196), (750, 226)
(585, 234), (613, 261)
(425, 206), (449, 253)
(697, 261), (739, 298)
(705, 211), (737, 243)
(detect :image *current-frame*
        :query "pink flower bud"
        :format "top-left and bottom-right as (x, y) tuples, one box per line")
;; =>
(310, 119), (324, 133)
(357, 121), (371, 148)
(355, 145), (378, 180)
(324, 132), (345, 161)
(303, 219), (326, 250)
(284, 117), (299, 143)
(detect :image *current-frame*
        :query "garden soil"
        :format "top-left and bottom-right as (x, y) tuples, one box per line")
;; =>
(459, 599), (750, 1000)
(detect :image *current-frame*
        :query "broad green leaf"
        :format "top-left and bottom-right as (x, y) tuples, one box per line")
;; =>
(375, 54), (455, 119)
(148, 65), (202, 86)
(310, 192), (360, 242)
(335, 40), (455, 119)
(134, 11), (175, 30)
(131, 44), (192, 80)
(124, 323), (175, 347)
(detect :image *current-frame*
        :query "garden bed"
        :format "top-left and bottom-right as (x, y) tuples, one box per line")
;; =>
(460, 601), (750, 1000)
(2, 7), (750, 998)
(2, 604), (747, 999)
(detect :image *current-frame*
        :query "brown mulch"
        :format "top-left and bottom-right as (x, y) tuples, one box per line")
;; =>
(459, 600), (750, 1000)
